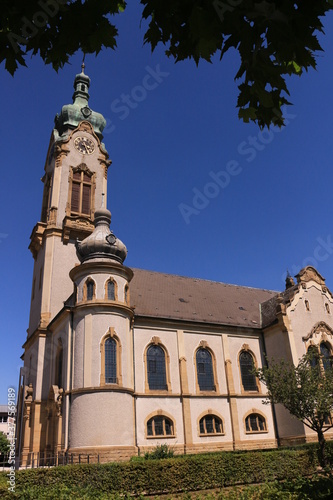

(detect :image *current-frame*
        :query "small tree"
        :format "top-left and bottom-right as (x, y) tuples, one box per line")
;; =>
(0, 432), (9, 458)
(257, 350), (333, 469)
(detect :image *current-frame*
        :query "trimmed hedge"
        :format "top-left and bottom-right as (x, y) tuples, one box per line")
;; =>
(0, 442), (332, 499)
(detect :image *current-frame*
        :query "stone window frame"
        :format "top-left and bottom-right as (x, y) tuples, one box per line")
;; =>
(66, 163), (96, 218)
(104, 277), (118, 301)
(144, 409), (176, 439)
(244, 410), (268, 434)
(238, 344), (261, 394)
(124, 284), (130, 305)
(197, 410), (225, 437)
(307, 340), (333, 373)
(194, 341), (219, 394)
(144, 337), (172, 394)
(83, 277), (96, 301)
(100, 327), (122, 387)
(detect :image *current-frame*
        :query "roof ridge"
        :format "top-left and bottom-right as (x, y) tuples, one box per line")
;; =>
(131, 267), (279, 294)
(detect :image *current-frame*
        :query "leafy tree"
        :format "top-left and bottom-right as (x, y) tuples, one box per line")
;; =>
(257, 350), (333, 469)
(0, 432), (9, 457)
(1, 1), (332, 127)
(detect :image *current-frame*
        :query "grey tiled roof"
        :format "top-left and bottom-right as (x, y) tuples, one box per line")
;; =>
(130, 269), (278, 328)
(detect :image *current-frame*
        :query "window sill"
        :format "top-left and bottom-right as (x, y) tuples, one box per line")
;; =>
(199, 433), (225, 437)
(146, 435), (176, 439)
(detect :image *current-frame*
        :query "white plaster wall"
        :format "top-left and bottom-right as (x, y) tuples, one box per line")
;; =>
(136, 397), (184, 446)
(28, 245), (45, 334)
(183, 331), (227, 394)
(69, 392), (134, 448)
(49, 239), (78, 320)
(133, 327), (180, 394)
(264, 328), (291, 362)
(288, 282), (333, 358)
(189, 397), (232, 444)
(76, 272), (128, 303)
(235, 398), (275, 441)
(73, 309), (132, 389)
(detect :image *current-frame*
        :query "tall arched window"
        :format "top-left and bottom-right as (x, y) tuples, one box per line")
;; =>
(320, 342), (332, 372)
(196, 348), (215, 391)
(147, 345), (167, 390)
(105, 337), (117, 384)
(308, 345), (319, 369)
(85, 279), (95, 301)
(239, 351), (258, 392)
(107, 280), (115, 300)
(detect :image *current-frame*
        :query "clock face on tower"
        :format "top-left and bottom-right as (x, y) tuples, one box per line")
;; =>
(74, 136), (95, 155)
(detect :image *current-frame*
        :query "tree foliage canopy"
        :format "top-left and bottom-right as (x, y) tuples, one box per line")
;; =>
(0, 432), (9, 456)
(1, 1), (332, 127)
(257, 350), (333, 467)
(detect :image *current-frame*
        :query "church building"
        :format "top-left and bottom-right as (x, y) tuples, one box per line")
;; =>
(16, 68), (333, 466)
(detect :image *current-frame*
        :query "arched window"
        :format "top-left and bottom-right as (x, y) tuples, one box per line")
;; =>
(196, 348), (215, 391)
(55, 340), (63, 388)
(239, 351), (258, 392)
(105, 337), (117, 383)
(84, 278), (95, 301)
(100, 329), (122, 386)
(106, 279), (116, 300)
(245, 413), (267, 433)
(199, 414), (223, 435)
(147, 345), (167, 390)
(124, 285), (129, 304)
(147, 415), (174, 437)
(70, 166), (93, 216)
(308, 345), (319, 369)
(320, 342), (332, 372)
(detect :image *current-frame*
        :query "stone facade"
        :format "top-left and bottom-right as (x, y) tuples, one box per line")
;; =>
(16, 69), (333, 466)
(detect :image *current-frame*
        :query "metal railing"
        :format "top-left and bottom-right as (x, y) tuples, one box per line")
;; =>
(0, 451), (101, 470)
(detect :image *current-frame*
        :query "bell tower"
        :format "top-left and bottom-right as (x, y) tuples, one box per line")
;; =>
(28, 65), (111, 336)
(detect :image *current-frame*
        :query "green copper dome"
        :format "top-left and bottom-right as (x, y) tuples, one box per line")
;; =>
(54, 64), (106, 139)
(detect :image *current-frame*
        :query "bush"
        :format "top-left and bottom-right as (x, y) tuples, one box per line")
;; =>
(144, 444), (174, 460)
(0, 442), (332, 499)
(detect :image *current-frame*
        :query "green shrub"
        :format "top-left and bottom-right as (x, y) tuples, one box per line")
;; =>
(0, 442), (331, 499)
(144, 444), (174, 460)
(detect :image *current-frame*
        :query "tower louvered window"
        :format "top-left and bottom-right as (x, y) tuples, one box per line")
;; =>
(71, 169), (92, 216)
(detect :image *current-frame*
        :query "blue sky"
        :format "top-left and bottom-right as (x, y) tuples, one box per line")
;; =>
(1, 2), (333, 403)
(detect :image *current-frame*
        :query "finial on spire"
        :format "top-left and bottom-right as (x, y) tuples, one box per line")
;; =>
(285, 270), (295, 289)
(81, 53), (86, 74)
